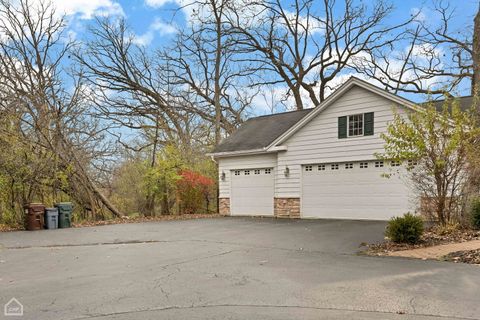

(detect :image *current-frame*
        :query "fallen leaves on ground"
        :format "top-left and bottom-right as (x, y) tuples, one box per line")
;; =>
(365, 227), (480, 257)
(443, 249), (480, 264)
(0, 224), (23, 232)
(72, 213), (224, 228)
(0, 214), (224, 232)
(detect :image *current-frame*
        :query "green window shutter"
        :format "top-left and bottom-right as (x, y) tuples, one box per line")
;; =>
(364, 112), (374, 136)
(338, 116), (347, 139)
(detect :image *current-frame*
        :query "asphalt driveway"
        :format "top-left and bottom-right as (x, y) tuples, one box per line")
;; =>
(0, 217), (479, 320)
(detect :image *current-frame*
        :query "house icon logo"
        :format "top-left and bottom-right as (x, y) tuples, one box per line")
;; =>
(4, 297), (23, 316)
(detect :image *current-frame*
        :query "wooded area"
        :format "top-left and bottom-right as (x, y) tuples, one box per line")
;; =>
(0, 0), (478, 226)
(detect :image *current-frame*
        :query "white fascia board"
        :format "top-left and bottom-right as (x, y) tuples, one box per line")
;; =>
(207, 146), (287, 158)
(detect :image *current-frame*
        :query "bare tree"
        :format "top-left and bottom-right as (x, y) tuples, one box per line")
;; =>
(76, 18), (221, 214)
(74, 19), (189, 144)
(0, 0), (122, 217)
(162, 0), (259, 145)
(355, 2), (477, 96)
(227, 0), (414, 109)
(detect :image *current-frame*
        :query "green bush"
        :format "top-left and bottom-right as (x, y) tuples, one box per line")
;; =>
(470, 198), (480, 229)
(385, 213), (424, 244)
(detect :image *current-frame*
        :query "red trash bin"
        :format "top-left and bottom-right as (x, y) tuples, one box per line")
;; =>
(24, 203), (45, 231)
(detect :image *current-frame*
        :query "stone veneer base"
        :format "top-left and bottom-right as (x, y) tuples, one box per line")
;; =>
(219, 198), (230, 215)
(274, 198), (301, 218)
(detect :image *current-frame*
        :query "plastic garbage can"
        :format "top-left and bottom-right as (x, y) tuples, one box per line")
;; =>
(44, 208), (59, 229)
(25, 203), (45, 231)
(55, 202), (73, 228)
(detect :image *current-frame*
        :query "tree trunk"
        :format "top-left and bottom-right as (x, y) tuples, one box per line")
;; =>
(87, 177), (123, 218)
(473, 8), (480, 97)
(59, 148), (124, 218)
(145, 114), (160, 216)
(213, 1), (223, 146)
(293, 87), (304, 110)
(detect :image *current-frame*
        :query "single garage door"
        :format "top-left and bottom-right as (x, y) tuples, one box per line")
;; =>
(302, 161), (412, 220)
(231, 168), (274, 216)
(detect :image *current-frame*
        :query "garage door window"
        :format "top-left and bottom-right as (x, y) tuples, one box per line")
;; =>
(244, 170), (250, 175)
(234, 170), (241, 176)
(345, 163), (353, 169)
(331, 164), (339, 170)
(305, 165), (313, 171)
(375, 161), (384, 167)
(265, 169), (271, 174)
(254, 169), (260, 174)
(391, 160), (401, 167)
(360, 162), (368, 168)
(318, 164), (325, 171)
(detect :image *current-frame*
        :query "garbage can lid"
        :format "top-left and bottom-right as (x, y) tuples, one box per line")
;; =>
(24, 203), (46, 210)
(55, 202), (73, 207)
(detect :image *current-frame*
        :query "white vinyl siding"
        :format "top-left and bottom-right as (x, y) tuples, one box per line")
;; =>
(275, 85), (408, 198)
(218, 153), (276, 198)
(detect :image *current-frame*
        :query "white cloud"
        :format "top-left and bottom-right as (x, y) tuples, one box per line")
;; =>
(145, 0), (207, 24)
(145, 0), (265, 27)
(133, 18), (177, 46)
(410, 7), (426, 23)
(32, 0), (124, 19)
(410, 43), (443, 59)
(283, 11), (324, 35)
(145, 0), (176, 7)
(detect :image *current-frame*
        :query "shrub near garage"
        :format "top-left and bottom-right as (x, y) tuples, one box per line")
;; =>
(385, 213), (424, 244)
(470, 198), (480, 229)
(177, 170), (215, 214)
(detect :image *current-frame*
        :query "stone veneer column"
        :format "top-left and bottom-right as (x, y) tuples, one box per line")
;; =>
(274, 198), (301, 218)
(219, 198), (230, 215)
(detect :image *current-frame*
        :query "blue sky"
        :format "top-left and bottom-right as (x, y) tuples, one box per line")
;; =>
(48, 0), (479, 113)
(88, 0), (480, 49)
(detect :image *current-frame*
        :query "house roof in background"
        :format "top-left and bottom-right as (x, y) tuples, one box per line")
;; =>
(429, 96), (475, 112)
(211, 109), (312, 154)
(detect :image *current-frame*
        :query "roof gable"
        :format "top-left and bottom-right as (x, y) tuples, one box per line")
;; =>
(265, 77), (420, 150)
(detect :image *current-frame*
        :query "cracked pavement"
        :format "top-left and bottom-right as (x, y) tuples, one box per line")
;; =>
(0, 217), (479, 320)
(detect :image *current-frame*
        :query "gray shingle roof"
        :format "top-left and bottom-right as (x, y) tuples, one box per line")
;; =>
(212, 109), (313, 153)
(429, 96), (475, 112)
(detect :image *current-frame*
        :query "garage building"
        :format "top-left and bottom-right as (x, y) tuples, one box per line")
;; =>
(208, 77), (462, 220)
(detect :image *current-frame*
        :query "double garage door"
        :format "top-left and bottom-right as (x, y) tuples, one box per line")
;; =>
(229, 161), (411, 220)
(230, 168), (274, 216)
(302, 160), (411, 220)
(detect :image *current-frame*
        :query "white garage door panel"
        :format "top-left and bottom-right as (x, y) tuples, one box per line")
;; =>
(302, 162), (411, 220)
(231, 169), (274, 216)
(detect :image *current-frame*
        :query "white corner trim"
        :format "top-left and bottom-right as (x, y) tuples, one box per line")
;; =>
(266, 77), (422, 149)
